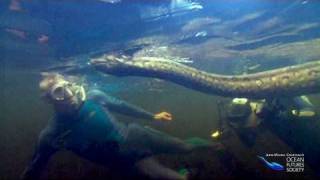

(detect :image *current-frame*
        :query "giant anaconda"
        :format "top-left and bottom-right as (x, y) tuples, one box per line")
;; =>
(90, 55), (320, 98)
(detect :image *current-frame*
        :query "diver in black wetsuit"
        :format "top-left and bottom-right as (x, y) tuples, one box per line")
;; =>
(22, 73), (221, 180)
(214, 97), (317, 146)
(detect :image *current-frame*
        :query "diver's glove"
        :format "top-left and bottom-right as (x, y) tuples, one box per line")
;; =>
(154, 112), (173, 121)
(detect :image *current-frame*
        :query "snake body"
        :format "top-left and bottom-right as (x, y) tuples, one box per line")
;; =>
(90, 56), (320, 98)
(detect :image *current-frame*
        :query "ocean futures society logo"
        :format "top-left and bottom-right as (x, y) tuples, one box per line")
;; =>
(258, 153), (304, 172)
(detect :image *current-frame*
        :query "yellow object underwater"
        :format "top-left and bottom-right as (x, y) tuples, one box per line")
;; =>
(291, 109), (315, 117)
(232, 98), (248, 105)
(211, 130), (221, 138)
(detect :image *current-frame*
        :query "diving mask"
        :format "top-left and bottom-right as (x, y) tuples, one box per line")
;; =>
(227, 98), (251, 121)
(50, 81), (86, 102)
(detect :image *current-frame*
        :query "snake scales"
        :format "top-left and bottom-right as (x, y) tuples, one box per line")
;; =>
(90, 55), (320, 98)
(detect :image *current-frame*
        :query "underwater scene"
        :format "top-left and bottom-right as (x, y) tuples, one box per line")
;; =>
(1, 0), (320, 179)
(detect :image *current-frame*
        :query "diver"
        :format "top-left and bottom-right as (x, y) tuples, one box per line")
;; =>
(221, 98), (264, 147)
(261, 96), (317, 121)
(214, 96), (317, 146)
(22, 73), (222, 180)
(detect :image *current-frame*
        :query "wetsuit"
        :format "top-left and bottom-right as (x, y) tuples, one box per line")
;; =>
(22, 89), (210, 179)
